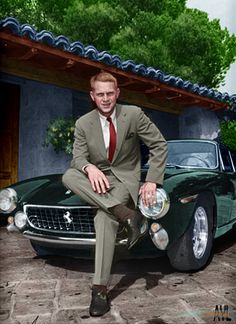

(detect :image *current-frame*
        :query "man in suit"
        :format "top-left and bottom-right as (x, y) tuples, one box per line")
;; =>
(62, 71), (167, 316)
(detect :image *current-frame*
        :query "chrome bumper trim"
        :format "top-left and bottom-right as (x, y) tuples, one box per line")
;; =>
(23, 231), (127, 246)
(23, 231), (96, 246)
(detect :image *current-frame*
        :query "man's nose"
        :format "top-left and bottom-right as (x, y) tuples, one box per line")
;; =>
(102, 94), (109, 101)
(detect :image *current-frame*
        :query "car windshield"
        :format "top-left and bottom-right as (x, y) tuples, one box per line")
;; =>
(167, 141), (218, 169)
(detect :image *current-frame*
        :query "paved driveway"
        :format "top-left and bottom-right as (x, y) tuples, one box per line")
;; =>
(0, 227), (236, 323)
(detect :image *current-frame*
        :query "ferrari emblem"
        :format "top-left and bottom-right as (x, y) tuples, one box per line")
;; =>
(63, 211), (73, 224)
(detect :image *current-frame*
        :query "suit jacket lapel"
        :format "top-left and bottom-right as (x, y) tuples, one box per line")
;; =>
(89, 109), (107, 159)
(113, 104), (127, 162)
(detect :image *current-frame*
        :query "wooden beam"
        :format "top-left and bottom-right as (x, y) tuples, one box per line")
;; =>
(60, 59), (76, 70)
(119, 79), (136, 87)
(18, 48), (38, 60)
(145, 86), (161, 94)
(166, 93), (182, 100)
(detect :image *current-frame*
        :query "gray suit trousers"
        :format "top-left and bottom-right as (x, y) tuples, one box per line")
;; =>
(62, 168), (132, 285)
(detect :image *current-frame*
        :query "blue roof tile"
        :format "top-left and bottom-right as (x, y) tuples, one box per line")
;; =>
(54, 35), (70, 51)
(70, 41), (85, 56)
(21, 23), (37, 40)
(1, 16), (236, 110)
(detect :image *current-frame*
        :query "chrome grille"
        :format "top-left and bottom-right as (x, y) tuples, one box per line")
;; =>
(24, 205), (97, 234)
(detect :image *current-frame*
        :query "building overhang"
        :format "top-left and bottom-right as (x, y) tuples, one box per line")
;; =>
(0, 18), (234, 114)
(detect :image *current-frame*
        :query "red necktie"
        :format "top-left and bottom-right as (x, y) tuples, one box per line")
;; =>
(107, 116), (116, 162)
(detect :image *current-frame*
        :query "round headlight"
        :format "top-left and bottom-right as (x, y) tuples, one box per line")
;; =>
(14, 211), (27, 230)
(0, 188), (18, 213)
(138, 188), (170, 219)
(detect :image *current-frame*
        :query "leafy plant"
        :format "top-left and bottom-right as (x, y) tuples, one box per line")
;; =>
(44, 117), (76, 155)
(220, 121), (236, 151)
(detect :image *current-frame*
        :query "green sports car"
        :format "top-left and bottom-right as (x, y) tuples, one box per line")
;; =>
(1, 139), (236, 271)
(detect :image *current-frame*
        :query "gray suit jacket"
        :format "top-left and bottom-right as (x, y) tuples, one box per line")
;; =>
(71, 104), (167, 205)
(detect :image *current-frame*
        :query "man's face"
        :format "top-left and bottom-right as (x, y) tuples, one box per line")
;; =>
(90, 81), (120, 117)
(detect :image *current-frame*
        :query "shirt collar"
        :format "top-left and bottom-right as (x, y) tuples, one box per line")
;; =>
(98, 107), (116, 124)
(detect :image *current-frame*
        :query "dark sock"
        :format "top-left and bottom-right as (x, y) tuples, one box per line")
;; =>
(109, 204), (136, 222)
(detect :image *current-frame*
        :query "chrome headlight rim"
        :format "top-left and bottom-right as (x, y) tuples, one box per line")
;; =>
(0, 188), (18, 214)
(138, 188), (170, 219)
(14, 211), (27, 230)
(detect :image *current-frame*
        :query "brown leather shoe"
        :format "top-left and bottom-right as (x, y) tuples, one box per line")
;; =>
(89, 285), (110, 317)
(109, 204), (147, 249)
(127, 212), (148, 250)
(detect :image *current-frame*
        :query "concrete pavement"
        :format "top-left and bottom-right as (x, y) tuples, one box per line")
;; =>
(0, 227), (236, 323)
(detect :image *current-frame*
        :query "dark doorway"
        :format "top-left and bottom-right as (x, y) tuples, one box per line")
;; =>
(0, 82), (20, 188)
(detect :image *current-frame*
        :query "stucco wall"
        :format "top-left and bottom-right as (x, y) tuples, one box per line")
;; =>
(146, 109), (179, 140)
(19, 81), (74, 180)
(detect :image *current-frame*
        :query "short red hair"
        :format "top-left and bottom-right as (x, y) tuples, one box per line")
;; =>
(90, 71), (118, 90)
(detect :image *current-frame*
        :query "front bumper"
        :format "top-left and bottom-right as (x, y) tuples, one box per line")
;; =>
(23, 230), (128, 249)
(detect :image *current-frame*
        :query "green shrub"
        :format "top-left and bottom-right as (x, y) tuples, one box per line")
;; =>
(44, 117), (76, 155)
(220, 121), (236, 151)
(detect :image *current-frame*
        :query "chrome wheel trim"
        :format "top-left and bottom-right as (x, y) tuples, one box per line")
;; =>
(192, 206), (208, 259)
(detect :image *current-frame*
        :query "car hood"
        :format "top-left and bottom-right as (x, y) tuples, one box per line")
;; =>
(13, 168), (218, 207)
(13, 174), (88, 207)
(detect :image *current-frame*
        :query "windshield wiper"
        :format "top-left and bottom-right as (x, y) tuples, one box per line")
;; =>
(166, 163), (185, 169)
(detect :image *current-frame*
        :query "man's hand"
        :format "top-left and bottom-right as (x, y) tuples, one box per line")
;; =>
(85, 165), (110, 194)
(139, 182), (157, 207)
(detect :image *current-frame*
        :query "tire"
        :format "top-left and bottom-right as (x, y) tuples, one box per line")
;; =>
(30, 241), (54, 257)
(167, 195), (214, 271)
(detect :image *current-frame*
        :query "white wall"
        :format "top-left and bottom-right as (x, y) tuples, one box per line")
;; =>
(179, 106), (220, 139)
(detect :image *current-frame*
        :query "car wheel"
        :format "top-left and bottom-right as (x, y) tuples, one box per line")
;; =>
(30, 241), (53, 257)
(167, 195), (214, 271)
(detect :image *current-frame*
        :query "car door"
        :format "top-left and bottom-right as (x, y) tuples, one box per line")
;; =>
(218, 145), (236, 224)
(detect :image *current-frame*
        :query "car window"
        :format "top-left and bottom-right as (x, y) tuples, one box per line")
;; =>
(220, 146), (234, 172)
(167, 141), (217, 169)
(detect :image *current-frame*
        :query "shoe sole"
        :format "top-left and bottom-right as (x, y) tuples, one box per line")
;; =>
(89, 307), (110, 317)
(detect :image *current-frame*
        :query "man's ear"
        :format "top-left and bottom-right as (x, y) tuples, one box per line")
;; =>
(116, 88), (120, 98)
(90, 90), (95, 101)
